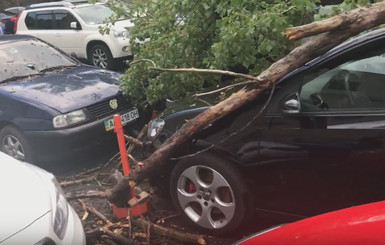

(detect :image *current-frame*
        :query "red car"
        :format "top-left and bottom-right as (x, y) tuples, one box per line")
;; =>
(236, 201), (385, 245)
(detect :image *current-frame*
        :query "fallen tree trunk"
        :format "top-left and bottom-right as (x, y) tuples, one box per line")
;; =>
(109, 1), (385, 204)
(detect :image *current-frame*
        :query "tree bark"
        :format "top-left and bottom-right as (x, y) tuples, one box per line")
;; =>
(108, 1), (385, 204)
(286, 1), (385, 41)
(131, 219), (207, 245)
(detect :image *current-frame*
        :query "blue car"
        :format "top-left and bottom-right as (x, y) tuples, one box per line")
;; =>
(0, 35), (150, 165)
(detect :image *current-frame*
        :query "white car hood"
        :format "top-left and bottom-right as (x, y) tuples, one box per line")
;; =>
(113, 19), (134, 31)
(0, 155), (52, 242)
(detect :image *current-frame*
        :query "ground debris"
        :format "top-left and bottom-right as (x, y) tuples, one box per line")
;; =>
(59, 151), (235, 245)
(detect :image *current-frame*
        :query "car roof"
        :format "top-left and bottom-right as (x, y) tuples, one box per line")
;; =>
(25, 0), (101, 10)
(26, 1), (75, 10)
(306, 27), (385, 66)
(276, 27), (385, 85)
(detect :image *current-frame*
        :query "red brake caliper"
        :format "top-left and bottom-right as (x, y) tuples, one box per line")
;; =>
(188, 182), (196, 193)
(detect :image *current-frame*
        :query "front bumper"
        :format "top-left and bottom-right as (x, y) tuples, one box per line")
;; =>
(4, 205), (86, 245)
(24, 112), (144, 163)
(108, 36), (132, 58)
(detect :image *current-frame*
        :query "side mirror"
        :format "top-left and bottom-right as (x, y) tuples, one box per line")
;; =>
(282, 93), (300, 114)
(70, 21), (81, 30)
(70, 52), (78, 60)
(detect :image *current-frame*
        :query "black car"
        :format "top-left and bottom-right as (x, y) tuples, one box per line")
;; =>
(145, 27), (385, 234)
(0, 35), (150, 165)
(0, 7), (24, 34)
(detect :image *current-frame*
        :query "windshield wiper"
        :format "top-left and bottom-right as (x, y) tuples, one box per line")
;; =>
(0, 75), (40, 84)
(39, 65), (78, 73)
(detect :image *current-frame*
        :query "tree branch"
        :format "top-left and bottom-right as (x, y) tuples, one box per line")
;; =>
(129, 58), (156, 67)
(286, 2), (385, 40)
(66, 190), (110, 200)
(193, 80), (256, 97)
(78, 199), (113, 225)
(60, 176), (97, 187)
(149, 67), (257, 80)
(86, 228), (135, 245)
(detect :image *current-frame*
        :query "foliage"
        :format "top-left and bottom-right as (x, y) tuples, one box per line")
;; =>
(109, 0), (380, 105)
(314, 0), (382, 20)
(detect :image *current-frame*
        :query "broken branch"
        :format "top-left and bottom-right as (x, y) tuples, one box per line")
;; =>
(131, 219), (206, 245)
(150, 67), (257, 80)
(66, 190), (110, 200)
(87, 228), (135, 245)
(286, 2), (385, 40)
(78, 199), (113, 225)
(60, 176), (97, 187)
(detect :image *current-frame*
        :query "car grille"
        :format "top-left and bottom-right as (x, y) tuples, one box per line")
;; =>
(86, 95), (131, 119)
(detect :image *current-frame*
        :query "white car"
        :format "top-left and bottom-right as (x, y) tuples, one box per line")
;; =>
(16, 1), (133, 70)
(0, 152), (86, 245)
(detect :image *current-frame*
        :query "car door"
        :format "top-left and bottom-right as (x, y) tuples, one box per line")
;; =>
(51, 10), (84, 56)
(259, 36), (385, 216)
(23, 10), (83, 57)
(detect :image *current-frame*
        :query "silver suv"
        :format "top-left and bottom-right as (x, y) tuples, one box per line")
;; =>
(16, 1), (133, 69)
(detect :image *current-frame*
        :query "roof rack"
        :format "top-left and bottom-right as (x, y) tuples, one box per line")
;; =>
(26, 1), (74, 10)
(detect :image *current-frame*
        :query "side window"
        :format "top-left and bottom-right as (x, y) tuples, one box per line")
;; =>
(35, 11), (53, 30)
(54, 11), (78, 30)
(300, 43), (385, 112)
(25, 12), (37, 29)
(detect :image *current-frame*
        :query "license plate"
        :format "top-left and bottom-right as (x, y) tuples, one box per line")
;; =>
(104, 109), (139, 131)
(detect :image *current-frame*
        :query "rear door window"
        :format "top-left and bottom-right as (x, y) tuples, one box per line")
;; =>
(25, 11), (53, 30)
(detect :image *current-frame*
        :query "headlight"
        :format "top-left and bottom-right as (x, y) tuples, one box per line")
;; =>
(26, 165), (70, 240)
(53, 109), (87, 128)
(52, 179), (69, 240)
(113, 30), (130, 38)
(147, 118), (165, 142)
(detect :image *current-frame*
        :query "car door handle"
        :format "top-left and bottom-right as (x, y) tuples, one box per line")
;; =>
(55, 33), (62, 37)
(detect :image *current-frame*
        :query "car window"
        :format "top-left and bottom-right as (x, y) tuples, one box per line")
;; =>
(36, 11), (53, 29)
(0, 39), (76, 82)
(300, 46), (385, 112)
(25, 11), (53, 30)
(54, 10), (78, 29)
(74, 4), (127, 25)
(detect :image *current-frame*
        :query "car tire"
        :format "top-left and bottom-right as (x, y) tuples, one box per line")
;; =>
(89, 44), (115, 70)
(0, 126), (34, 163)
(170, 153), (252, 234)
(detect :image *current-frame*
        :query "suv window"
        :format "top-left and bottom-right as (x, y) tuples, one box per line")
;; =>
(25, 10), (78, 30)
(300, 44), (385, 112)
(74, 4), (127, 25)
(54, 10), (78, 29)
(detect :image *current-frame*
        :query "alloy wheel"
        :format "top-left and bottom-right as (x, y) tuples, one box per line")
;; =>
(2, 135), (25, 161)
(176, 165), (236, 229)
(92, 48), (108, 68)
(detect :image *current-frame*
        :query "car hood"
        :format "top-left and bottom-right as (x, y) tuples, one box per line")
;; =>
(161, 94), (218, 118)
(112, 19), (134, 31)
(0, 65), (122, 113)
(0, 155), (52, 243)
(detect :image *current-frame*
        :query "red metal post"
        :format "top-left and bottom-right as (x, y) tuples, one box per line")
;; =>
(114, 114), (130, 176)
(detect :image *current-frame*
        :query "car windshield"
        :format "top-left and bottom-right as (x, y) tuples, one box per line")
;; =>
(75, 4), (127, 25)
(0, 39), (77, 82)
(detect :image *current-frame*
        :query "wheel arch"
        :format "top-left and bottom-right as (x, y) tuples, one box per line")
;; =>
(169, 150), (254, 234)
(86, 40), (110, 59)
(0, 121), (23, 133)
